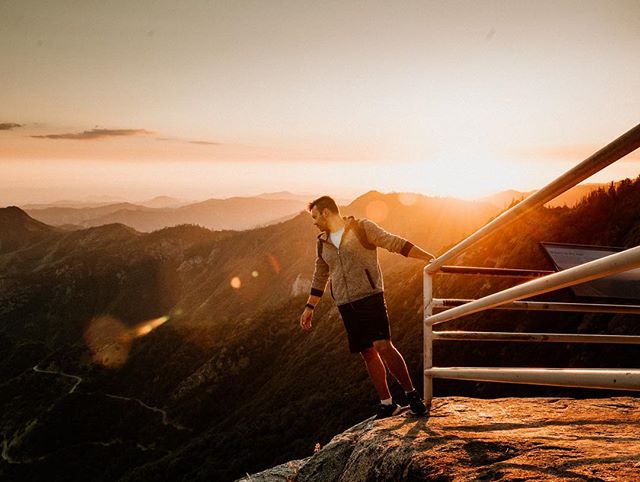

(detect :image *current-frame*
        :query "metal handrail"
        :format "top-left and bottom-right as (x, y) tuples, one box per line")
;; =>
(433, 331), (640, 344)
(428, 245), (640, 325)
(422, 123), (640, 404)
(427, 368), (640, 391)
(433, 299), (640, 314)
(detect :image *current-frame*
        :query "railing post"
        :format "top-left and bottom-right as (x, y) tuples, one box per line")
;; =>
(423, 266), (433, 408)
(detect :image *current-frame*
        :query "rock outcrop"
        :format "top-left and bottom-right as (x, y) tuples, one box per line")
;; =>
(239, 397), (640, 481)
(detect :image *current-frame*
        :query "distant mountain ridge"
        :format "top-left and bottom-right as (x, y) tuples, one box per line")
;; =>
(21, 196), (309, 232)
(18, 184), (615, 234)
(138, 196), (191, 208)
(255, 191), (315, 202)
(481, 182), (613, 209)
(21, 195), (189, 210)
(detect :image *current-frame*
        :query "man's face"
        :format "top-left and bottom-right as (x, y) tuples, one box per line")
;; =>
(310, 206), (328, 232)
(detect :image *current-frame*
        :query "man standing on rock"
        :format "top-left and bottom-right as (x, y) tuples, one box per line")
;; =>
(299, 195), (435, 419)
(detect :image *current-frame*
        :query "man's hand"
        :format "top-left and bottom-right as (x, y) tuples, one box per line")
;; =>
(408, 245), (436, 262)
(300, 307), (314, 331)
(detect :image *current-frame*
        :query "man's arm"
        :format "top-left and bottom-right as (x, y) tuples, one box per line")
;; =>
(361, 219), (435, 261)
(407, 245), (436, 262)
(301, 250), (329, 331)
(361, 219), (412, 255)
(309, 250), (330, 301)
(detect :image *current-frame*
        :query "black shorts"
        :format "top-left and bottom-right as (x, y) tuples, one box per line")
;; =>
(337, 292), (391, 354)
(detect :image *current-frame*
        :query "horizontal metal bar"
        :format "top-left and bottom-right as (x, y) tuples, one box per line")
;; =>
(426, 367), (640, 390)
(432, 298), (640, 314)
(426, 123), (640, 274)
(432, 331), (640, 344)
(426, 245), (640, 326)
(439, 266), (554, 278)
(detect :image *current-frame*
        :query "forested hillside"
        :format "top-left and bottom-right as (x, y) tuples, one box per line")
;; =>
(1, 180), (639, 481)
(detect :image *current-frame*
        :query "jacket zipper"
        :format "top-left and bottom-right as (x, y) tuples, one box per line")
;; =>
(337, 249), (351, 306)
(325, 222), (354, 306)
(336, 226), (352, 306)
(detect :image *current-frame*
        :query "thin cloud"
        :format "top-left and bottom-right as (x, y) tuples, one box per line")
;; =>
(0, 123), (22, 130)
(189, 140), (220, 146)
(156, 137), (221, 146)
(32, 128), (153, 140)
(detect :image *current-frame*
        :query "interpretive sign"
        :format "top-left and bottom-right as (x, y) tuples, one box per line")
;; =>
(541, 242), (640, 300)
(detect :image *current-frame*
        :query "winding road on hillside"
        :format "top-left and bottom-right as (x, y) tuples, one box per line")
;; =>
(2, 364), (190, 465)
(30, 364), (187, 431)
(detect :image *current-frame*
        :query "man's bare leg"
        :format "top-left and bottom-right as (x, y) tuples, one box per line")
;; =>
(360, 347), (391, 400)
(372, 339), (414, 392)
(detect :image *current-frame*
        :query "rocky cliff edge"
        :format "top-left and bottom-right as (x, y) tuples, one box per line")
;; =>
(238, 396), (640, 482)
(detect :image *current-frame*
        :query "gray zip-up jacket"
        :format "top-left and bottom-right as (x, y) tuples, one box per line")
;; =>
(310, 217), (414, 306)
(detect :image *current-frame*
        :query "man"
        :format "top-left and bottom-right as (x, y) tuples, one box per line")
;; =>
(299, 195), (436, 419)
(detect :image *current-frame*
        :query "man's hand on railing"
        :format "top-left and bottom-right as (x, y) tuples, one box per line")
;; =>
(407, 245), (436, 263)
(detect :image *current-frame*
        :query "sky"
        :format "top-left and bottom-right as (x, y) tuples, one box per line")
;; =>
(1, 0), (639, 205)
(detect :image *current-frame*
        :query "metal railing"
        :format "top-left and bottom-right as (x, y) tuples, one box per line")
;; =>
(423, 123), (640, 404)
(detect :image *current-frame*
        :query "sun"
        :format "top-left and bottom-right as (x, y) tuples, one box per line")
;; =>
(421, 145), (524, 199)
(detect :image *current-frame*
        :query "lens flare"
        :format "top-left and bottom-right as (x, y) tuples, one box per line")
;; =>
(134, 316), (169, 337)
(366, 200), (388, 223)
(398, 193), (418, 206)
(251, 270), (259, 278)
(84, 314), (171, 369)
(84, 315), (131, 369)
(266, 253), (281, 274)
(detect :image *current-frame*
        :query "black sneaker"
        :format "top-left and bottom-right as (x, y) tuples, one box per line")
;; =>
(405, 390), (427, 415)
(375, 402), (402, 420)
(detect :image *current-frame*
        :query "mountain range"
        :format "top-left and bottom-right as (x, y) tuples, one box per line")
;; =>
(1, 179), (639, 481)
(19, 196), (306, 232)
(17, 184), (611, 235)
(21, 195), (188, 210)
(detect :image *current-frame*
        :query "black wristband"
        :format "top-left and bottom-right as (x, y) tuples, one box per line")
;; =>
(305, 303), (315, 310)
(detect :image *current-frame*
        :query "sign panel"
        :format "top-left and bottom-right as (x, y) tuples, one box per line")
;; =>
(541, 242), (640, 300)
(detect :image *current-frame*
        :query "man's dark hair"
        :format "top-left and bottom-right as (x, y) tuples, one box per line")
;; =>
(307, 195), (339, 214)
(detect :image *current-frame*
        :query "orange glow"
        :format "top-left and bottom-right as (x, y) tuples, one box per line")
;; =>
(84, 315), (132, 369)
(397, 193), (418, 206)
(267, 253), (281, 274)
(230, 277), (242, 289)
(365, 200), (388, 223)
(418, 144), (529, 199)
(85, 314), (170, 369)
(2, 2), (640, 206)
(133, 316), (169, 337)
